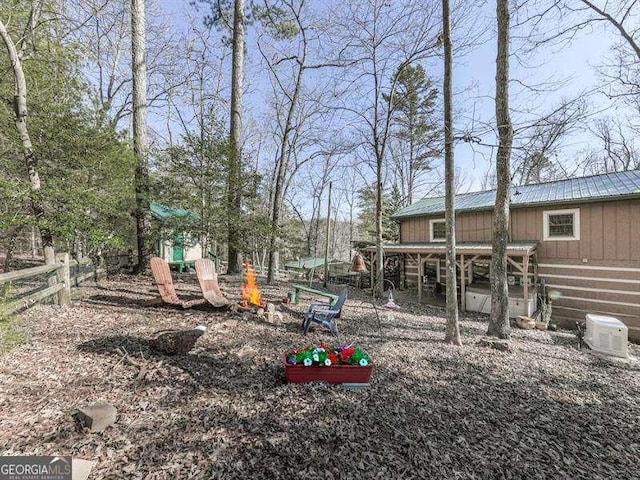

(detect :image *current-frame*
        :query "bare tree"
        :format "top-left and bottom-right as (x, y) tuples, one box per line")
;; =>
(582, 116), (640, 174)
(331, 0), (441, 297)
(511, 98), (587, 185)
(488, 0), (513, 339)
(62, 0), (185, 128)
(298, 153), (338, 257)
(522, 1), (639, 111)
(577, 0), (639, 104)
(258, 0), (332, 282)
(442, 0), (461, 346)
(131, 0), (152, 273)
(159, 19), (229, 260)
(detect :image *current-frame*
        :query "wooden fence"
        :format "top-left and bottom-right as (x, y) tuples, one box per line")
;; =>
(0, 247), (106, 316)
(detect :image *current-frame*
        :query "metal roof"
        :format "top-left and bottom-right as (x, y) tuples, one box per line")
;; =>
(393, 170), (640, 219)
(365, 241), (537, 257)
(150, 202), (199, 222)
(283, 257), (344, 270)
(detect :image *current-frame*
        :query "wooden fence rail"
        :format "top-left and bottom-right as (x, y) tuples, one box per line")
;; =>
(0, 247), (105, 316)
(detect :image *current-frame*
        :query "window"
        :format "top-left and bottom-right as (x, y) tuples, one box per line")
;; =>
(429, 219), (446, 242)
(543, 208), (580, 241)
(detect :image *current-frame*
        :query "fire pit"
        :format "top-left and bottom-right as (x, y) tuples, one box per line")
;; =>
(233, 262), (283, 324)
(238, 261), (266, 310)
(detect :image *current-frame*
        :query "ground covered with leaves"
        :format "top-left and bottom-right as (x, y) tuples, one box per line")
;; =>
(1, 274), (639, 479)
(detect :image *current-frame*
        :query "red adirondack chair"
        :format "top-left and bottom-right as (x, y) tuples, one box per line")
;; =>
(150, 257), (205, 309)
(195, 259), (231, 308)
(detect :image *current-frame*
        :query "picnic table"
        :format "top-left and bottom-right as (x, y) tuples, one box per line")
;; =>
(168, 260), (195, 273)
(291, 284), (338, 305)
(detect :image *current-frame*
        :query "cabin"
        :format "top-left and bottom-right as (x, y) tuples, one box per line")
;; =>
(369, 170), (640, 340)
(150, 202), (203, 272)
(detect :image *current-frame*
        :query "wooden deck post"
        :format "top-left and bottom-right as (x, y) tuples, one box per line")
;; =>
(417, 253), (422, 302)
(460, 254), (466, 311)
(370, 251), (375, 295)
(523, 255), (530, 316)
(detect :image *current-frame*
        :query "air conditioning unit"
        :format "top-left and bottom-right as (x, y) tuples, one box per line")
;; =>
(585, 314), (628, 358)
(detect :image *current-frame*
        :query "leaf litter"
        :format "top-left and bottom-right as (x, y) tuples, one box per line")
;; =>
(0, 273), (638, 479)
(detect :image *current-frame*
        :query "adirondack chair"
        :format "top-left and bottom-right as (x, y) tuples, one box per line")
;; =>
(195, 258), (231, 308)
(302, 288), (348, 336)
(150, 257), (205, 309)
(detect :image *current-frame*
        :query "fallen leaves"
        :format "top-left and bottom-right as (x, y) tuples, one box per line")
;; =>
(0, 274), (638, 479)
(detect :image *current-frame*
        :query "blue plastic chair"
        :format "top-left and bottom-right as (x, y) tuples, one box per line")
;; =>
(302, 288), (348, 336)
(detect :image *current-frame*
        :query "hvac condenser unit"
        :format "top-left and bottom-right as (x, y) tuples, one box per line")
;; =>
(584, 314), (628, 358)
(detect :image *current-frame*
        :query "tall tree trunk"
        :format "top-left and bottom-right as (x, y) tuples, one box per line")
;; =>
(226, 0), (245, 274)
(322, 182), (332, 288)
(375, 151), (384, 298)
(488, 0), (513, 339)
(442, 0), (461, 346)
(0, 19), (53, 251)
(131, 0), (152, 274)
(266, 54), (305, 283)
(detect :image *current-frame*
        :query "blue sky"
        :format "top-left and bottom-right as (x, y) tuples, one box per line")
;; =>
(449, 3), (615, 189)
(156, 0), (621, 196)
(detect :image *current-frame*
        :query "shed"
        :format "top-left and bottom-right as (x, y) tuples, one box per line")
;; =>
(150, 202), (202, 272)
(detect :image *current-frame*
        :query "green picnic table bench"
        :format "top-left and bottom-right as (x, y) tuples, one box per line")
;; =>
(291, 284), (338, 305)
(168, 260), (196, 273)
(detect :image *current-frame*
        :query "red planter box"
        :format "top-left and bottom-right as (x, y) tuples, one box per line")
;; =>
(283, 357), (373, 384)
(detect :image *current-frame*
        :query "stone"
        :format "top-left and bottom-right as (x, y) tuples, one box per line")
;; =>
(72, 458), (95, 480)
(516, 315), (535, 330)
(341, 383), (370, 391)
(149, 328), (205, 355)
(236, 344), (257, 361)
(74, 402), (117, 432)
(478, 338), (512, 353)
(265, 303), (282, 324)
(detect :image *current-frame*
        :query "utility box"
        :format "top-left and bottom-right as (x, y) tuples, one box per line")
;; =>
(465, 288), (536, 318)
(585, 314), (628, 358)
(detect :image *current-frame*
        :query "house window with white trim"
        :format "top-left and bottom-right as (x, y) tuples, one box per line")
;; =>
(543, 208), (580, 241)
(429, 218), (446, 242)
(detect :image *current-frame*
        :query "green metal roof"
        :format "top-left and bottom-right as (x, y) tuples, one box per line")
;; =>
(393, 170), (640, 219)
(150, 202), (199, 222)
(283, 257), (343, 270)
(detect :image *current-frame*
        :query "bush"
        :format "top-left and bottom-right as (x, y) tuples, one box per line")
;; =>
(0, 285), (29, 354)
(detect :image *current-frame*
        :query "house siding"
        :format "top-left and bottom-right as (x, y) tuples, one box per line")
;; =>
(399, 199), (640, 339)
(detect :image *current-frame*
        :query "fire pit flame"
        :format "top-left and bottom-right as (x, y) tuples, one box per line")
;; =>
(241, 261), (263, 307)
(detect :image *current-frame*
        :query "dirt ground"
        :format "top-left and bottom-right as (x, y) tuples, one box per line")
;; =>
(1, 273), (639, 479)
